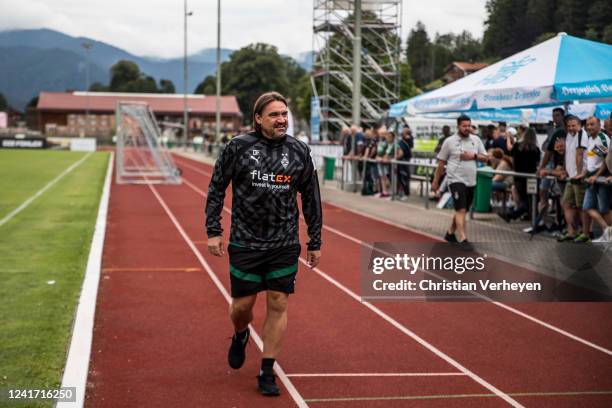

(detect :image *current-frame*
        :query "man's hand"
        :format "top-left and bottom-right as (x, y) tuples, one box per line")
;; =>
(306, 250), (321, 269)
(537, 168), (548, 177)
(431, 180), (439, 192)
(460, 151), (475, 161)
(207, 236), (225, 257)
(587, 175), (597, 185)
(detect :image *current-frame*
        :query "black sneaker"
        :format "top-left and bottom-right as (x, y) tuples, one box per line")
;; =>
(257, 373), (280, 396)
(444, 231), (458, 243)
(228, 329), (249, 369)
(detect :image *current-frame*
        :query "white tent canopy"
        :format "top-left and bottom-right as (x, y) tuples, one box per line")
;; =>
(390, 33), (612, 117)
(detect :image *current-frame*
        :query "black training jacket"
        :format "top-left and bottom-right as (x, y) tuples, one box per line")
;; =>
(205, 131), (322, 251)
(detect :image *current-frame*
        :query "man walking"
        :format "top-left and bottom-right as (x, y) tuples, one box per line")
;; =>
(432, 115), (488, 246)
(205, 91), (322, 396)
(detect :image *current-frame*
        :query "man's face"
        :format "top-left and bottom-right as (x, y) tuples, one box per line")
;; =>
(458, 120), (471, 137)
(566, 119), (580, 135)
(585, 118), (600, 137)
(403, 128), (411, 139)
(604, 119), (612, 136)
(256, 101), (288, 139)
(553, 110), (564, 127)
(554, 138), (565, 155)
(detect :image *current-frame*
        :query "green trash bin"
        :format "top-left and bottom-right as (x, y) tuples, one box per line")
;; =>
(474, 166), (493, 213)
(323, 156), (336, 181)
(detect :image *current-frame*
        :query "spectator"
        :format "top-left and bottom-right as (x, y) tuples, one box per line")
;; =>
(499, 128), (541, 222)
(604, 118), (612, 138)
(505, 126), (518, 152)
(492, 125), (509, 154)
(484, 124), (497, 151)
(558, 115), (589, 242)
(396, 126), (413, 199)
(341, 126), (351, 156)
(434, 125), (452, 154)
(538, 107), (566, 217)
(489, 148), (513, 195)
(432, 114), (488, 247)
(375, 126), (392, 198)
(361, 128), (378, 196)
(582, 117), (611, 242)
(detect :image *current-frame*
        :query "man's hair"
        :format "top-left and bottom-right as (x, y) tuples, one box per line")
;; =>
(552, 107), (565, 116)
(252, 91), (287, 132)
(565, 114), (580, 124)
(457, 114), (471, 125)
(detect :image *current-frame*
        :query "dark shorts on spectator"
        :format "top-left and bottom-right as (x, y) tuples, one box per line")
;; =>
(449, 182), (475, 211)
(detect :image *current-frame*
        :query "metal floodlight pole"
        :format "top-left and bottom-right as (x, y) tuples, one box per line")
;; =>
(351, 0), (362, 191)
(215, 0), (222, 141)
(183, 0), (193, 140)
(82, 42), (92, 135)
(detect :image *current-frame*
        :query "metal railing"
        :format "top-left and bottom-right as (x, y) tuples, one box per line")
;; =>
(328, 155), (610, 238)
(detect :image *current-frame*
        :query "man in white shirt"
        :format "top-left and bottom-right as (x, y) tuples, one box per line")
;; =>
(559, 115), (589, 242)
(432, 115), (488, 247)
(582, 117), (612, 242)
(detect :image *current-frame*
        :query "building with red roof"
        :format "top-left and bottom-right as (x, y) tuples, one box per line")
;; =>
(35, 91), (243, 139)
(443, 62), (489, 84)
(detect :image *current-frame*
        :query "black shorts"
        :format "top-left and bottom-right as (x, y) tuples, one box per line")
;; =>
(449, 182), (475, 211)
(228, 243), (301, 298)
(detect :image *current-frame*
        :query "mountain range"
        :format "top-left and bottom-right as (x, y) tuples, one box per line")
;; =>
(0, 28), (312, 110)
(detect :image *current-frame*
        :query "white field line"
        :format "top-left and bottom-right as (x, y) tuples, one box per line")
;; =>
(57, 153), (113, 408)
(179, 161), (612, 357)
(180, 177), (523, 408)
(146, 183), (308, 408)
(0, 152), (93, 228)
(287, 372), (467, 378)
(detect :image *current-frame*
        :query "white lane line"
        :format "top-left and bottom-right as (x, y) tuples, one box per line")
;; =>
(180, 176), (523, 408)
(173, 157), (212, 176)
(0, 152), (93, 228)
(317, 219), (612, 356)
(287, 372), (467, 378)
(179, 160), (612, 357)
(146, 183), (308, 408)
(298, 258), (524, 408)
(57, 153), (113, 408)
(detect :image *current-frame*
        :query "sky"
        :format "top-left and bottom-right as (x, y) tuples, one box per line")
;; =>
(0, 0), (487, 59)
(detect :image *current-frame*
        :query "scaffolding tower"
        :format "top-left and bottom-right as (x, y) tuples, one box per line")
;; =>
(313, 0), (402, 139)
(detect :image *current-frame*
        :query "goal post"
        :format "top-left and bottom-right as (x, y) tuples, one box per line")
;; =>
(115, 101), (181, 184)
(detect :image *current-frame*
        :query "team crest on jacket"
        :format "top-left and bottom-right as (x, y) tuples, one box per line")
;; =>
(281, 153), (289, 169)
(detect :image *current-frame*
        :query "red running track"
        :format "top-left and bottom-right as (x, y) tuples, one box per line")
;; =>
(85, 154), (612, 407)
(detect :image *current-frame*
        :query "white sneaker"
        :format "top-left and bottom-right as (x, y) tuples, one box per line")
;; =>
(592, 226), (612, 243)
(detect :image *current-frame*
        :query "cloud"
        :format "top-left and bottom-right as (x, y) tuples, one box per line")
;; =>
(0, 0), (486, 58)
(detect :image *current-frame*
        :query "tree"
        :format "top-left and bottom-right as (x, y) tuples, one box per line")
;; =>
(109, 60), (140, 91)
(26, 96), (38, 108)
(89, 82), (108, 92)
(406, 21), (433, 87)
(0, 92), (7, 111)
(159, 79), (175, 94)
(399, 62), (418, 99)
(193, 43), (306, 121)
(194, 75), (216, 95)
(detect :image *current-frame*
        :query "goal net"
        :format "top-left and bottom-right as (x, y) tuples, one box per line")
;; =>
(115, 102), (181, 184)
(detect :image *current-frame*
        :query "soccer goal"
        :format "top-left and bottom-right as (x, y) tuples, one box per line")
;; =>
(115, 102), (181, 184)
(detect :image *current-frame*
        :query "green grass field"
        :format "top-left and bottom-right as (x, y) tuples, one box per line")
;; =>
(0, 150), (109, 407)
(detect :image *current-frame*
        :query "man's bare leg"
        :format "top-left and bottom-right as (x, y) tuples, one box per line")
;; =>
(262, 290), (288, 359)
(230, 294), (257, 332)
(455, 209), (467, 241)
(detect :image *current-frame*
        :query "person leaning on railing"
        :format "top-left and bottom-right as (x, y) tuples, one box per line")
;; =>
(498, 128), (541, 223)
(582, 117), (612, 242)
